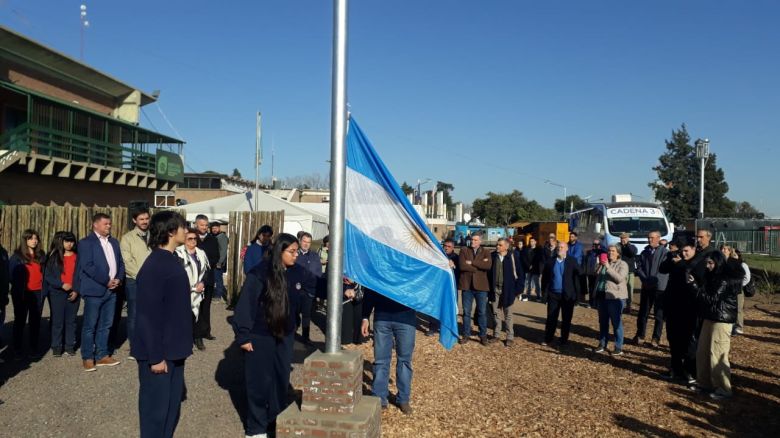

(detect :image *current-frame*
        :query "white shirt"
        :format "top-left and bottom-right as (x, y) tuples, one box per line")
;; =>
(95, 232), (117, 280)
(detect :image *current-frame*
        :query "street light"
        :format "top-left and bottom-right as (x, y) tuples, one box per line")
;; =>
(544, 180), (567, 219)
(695, 138), (710, 219)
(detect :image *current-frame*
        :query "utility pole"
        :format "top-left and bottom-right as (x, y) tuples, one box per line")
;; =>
(255, 111), (262, 212)
(695, 138), (710, 219)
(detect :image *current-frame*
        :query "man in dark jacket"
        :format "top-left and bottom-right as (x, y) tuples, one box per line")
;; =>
(634, 231), (669, 347)
(427, 239), (459, 337)
(521, 238), (542, 301)
(541, 242), (581, 347)
(294, 232), (322, 345)
(618, 233), (638, 314)
(194, 215), (220, 349)
(489, 238), (523, 346)
(458, 234), (492, 345)
(660, 240), (698, 383)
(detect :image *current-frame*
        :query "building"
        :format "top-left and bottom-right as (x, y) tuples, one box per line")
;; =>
(176, 172), (258, 205)
(0, 26), (184, 207)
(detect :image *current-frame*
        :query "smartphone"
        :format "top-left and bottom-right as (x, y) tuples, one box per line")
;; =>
(599, 253), (608, 264)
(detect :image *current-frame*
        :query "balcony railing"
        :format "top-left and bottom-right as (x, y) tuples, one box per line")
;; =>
(1, 123), (158, 174)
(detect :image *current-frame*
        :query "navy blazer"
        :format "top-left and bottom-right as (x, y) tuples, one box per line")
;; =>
(542, 256), (581, 301)
(74, 233), (125, 297)
(489, 251), (525, 308)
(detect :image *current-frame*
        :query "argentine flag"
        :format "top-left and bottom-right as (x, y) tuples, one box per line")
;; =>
(344, 117), (459, 350)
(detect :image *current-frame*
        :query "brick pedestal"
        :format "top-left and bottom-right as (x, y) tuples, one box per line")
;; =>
(277, 350), (381, 438)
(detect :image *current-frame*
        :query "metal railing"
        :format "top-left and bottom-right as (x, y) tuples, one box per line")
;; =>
(712, 229), (780, 257)
(0, 123), (157, 174)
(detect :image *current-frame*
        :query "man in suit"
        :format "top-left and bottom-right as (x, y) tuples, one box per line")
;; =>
(489, 238), (524, 347)
(633, 230), (669, 347)
(458, 234), (492, 346)
(77, 212), (126, 371)
(194, 215), (220, 349)
(541, 242), (581, 347)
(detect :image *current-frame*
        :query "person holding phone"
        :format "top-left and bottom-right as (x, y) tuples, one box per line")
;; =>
(593, 245), (629, 355)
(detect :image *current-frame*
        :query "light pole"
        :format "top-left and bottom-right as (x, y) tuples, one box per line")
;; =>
(416, 178), (432, 204)
(695, 138), (710, 219)
(545, 180), (567, 219)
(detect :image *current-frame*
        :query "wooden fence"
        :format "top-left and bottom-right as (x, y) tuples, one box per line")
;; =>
(0, 205), (182, 254)
(226, 210), (285, 305)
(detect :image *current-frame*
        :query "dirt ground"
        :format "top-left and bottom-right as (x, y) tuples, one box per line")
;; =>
(0, 295), (778, 437)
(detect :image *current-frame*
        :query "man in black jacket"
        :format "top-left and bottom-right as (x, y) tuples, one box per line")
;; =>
(634, 231), (669, 347)
(194, 215), (220, 350)
(659, 240), (698, 384)
(521, 238), (542, 301)
(541, 242), (581, 347)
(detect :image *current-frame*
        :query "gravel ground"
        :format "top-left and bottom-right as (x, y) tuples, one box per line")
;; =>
(1, 296), (779, 437)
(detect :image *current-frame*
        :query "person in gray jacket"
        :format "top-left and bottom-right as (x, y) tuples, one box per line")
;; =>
(210, 222), (228, 303)
(633, 231), (669, 347)
(594, 245), (629, 355)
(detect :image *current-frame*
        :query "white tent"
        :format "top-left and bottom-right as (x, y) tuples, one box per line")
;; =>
(184, 192), (329, 240)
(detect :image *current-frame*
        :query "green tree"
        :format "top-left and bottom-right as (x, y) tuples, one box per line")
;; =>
(471, 190), (557, 225)
(231, 168), (242, 178)
(649, 125), (735, 223)
(400, 181), (415, 196)
(733, 201), (765, 219)
(554, 195), (590, 217)
(436, 181), (455, 209)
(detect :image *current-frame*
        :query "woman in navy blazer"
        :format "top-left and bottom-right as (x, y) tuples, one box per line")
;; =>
(132, 211), (191, 438)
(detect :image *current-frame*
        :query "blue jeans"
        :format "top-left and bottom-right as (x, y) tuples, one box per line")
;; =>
(525, 274), (541, 298)
(461, 290), (487, 338)
(125, 278), (138, 347)
(213, 268), (226, 300)
(372, 319), (416, 406)
(598, 299), (625, 350)
(81, 290), (116, 360)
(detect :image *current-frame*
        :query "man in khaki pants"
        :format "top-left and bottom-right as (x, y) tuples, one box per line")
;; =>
(692, 252), (741, 401)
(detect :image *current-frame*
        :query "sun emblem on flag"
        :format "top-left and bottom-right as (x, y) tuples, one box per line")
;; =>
(401, 225), (433, 257)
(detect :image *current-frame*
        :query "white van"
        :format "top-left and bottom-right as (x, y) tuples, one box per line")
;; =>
(569, 201), (673, 253)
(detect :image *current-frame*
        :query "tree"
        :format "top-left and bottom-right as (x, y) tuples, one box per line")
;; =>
(554, 195), (590, 217)
(649, 125), (736, 223)
(400, 181), (415, 196)
(471, 190), (557, 225)
(733, 201), (765, 219)
(436, 181), (455, 209)
(231, 168), (242, 178)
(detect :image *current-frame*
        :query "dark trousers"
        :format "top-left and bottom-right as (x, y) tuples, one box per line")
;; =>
(194, 276), (214, 339)
(298, 293), (314, 331)
(12, 290), (44, 351)
(667, 312), (697, 377)
(109, 285), (127, 350)
(49, 291), (80, 352)
(544, 293), (576, 344)
(636, 288), (664, 341)
(340, 299), (363, 345)
(245, 334), (294, 435)
(213, 268), (226, 300)
(585, 275), (598, 305)
(137, 359), (186, 438)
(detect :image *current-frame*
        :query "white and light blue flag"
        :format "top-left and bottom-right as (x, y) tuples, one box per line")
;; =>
(344, 116), (459, 350)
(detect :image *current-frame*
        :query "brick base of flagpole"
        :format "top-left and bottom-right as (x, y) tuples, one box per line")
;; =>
(276, 350), (381, 437)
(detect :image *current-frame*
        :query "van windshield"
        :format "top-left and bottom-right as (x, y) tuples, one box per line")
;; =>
(607, 217), (668, 237)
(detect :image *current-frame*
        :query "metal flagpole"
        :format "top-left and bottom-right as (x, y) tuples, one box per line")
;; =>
(255, 111), (262, 213)
(325, 0), (349, 354)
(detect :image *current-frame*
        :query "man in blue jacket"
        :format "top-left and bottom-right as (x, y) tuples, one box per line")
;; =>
(633, 230), (669, 347)
(541, 242), (581, 348)
(76, 213), (125, 371)
(294, 232), (322, 345)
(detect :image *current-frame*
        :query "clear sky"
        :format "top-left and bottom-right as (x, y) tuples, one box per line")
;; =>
(3, 1), (778, 217)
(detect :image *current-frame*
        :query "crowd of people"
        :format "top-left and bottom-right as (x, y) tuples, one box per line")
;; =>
(448, 228), (749, 402)
(0, 213), (755, 437)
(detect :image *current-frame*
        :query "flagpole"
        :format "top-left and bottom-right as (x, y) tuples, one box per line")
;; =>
(325, 0), (349, 354)
(255, 111), (262, 213)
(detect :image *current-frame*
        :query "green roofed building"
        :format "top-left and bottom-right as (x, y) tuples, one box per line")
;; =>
(0, 25), (185, 207)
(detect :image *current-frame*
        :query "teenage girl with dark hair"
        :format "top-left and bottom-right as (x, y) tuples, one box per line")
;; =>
(132, 210), (191, 437)
(9, 229), (46, 358)
(45, 231), (79, 357)
(234, 233), (315, 438)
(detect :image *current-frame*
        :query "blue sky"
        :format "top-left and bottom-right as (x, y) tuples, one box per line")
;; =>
(3, 1), (778, 217)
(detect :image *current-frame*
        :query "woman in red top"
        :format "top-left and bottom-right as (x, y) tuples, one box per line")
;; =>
(9, 229), (46, 358)
(45, 231), (80, 357)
